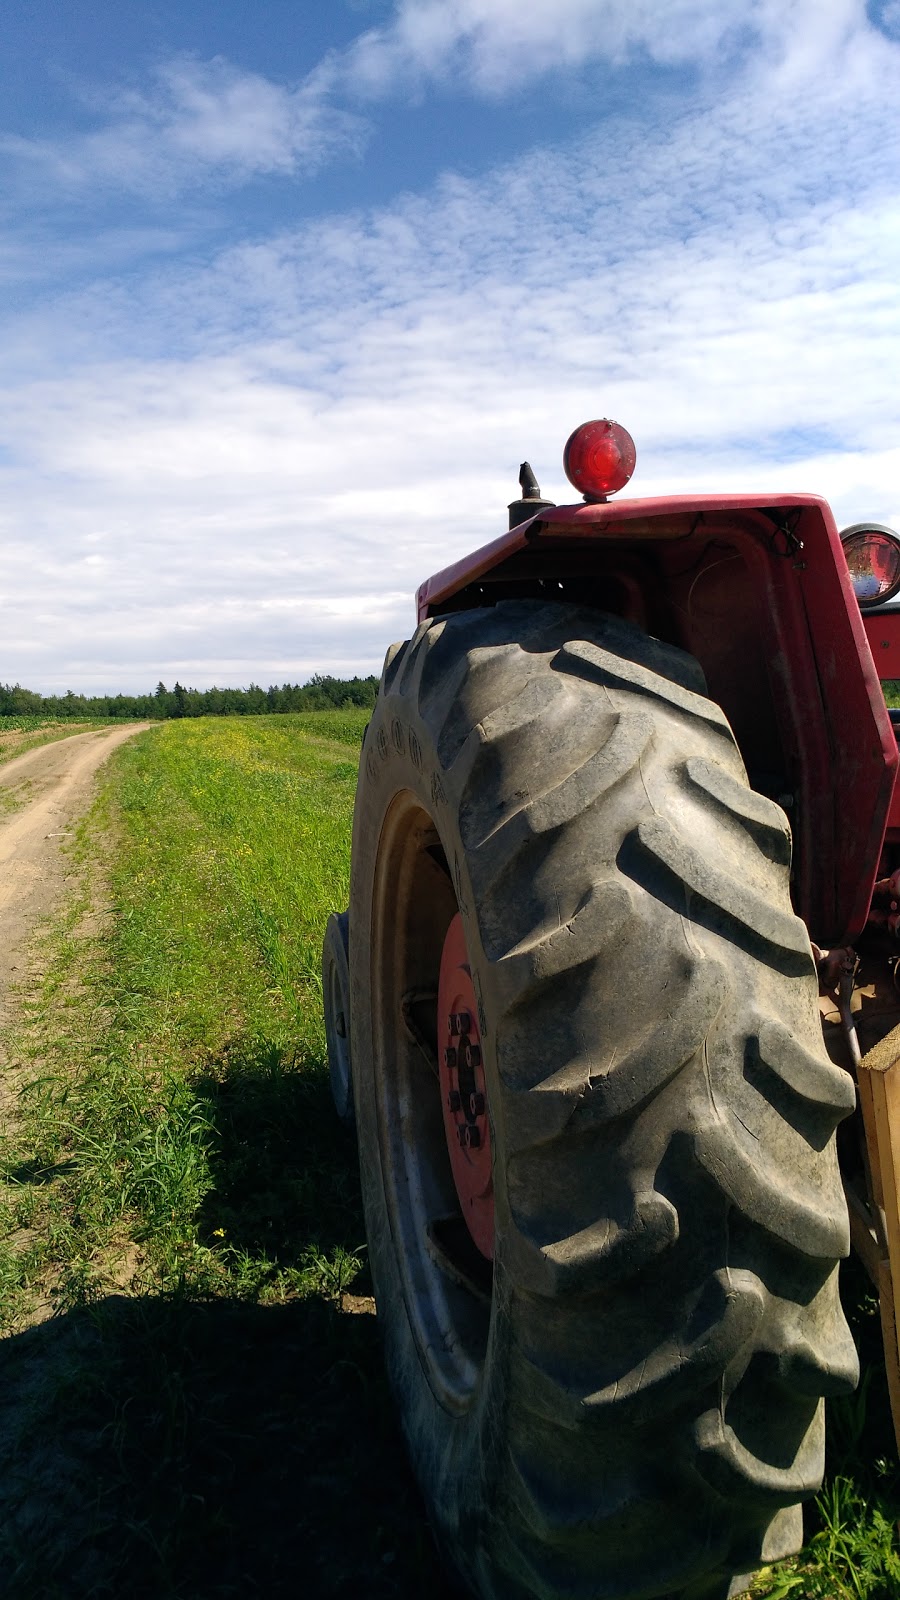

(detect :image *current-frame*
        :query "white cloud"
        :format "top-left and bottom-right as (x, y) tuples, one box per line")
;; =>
(0, 55), (365, 200)
(339, 0), (878, 96)
(1, 15), (900, 690)
(2, 4), (891, 211)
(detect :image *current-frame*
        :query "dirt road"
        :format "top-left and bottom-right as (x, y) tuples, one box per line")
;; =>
(0, 725), (152, 1028)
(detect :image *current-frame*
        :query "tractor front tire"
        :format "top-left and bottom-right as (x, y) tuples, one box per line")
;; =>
(349, 601), (858, 1600)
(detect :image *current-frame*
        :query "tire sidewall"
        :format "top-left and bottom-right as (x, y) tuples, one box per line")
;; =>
(350, 684), (510, 1583)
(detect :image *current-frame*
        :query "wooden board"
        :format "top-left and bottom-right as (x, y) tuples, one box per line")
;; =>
(857, 1021), (900, 1455)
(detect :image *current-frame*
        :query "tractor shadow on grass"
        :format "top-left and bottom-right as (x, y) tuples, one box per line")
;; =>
(190, 1036), (366, 1279)
(0, 1292), (458, 1598)
(0, 1040), (462, 1598)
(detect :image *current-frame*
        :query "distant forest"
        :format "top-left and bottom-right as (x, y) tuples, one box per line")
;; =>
(0, 674), (380, 721)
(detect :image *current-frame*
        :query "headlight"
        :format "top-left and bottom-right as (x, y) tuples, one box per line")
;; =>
(839, 523), (900, 609)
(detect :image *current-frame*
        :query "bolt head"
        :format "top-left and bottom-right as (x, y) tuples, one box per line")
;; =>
(447, 1089), (462, 1112)
(469, 1092), (485, 1118)
(464, 1042), (482, 1070)
(443, 1046), (458, 1070)
(458, 1124), (481, 1149)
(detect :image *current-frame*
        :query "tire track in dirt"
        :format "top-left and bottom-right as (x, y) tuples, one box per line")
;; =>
(0, 724), (152, 1030)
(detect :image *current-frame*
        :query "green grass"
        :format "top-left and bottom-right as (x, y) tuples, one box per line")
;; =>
(0, 710), (896, 1596)
(0, 711), (454, 1598)
(0, 713), (371, 1311)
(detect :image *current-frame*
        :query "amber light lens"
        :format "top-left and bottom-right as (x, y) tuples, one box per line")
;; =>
(563, 419), (636, 498)
(840, 524), (900, 609)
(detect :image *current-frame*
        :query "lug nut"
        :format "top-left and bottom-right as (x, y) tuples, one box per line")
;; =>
(464, 1042), (482, 1070)
(458, 1124), (481, 1149)
(443, 1046), (458, 1069)
(447, 1089), (462, 1112)
(450, 1011), (471, 1037)
(469, 1092), (485, 1117)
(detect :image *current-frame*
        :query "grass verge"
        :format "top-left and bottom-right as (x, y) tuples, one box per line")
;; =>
(0, 711), (896, 1596)
(0, 711), (452, 1598)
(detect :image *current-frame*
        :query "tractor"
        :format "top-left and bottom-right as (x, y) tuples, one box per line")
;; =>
(321, 419), (900, 1600)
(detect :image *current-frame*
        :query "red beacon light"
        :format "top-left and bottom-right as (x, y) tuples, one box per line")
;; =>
(563, 418), (636, 501)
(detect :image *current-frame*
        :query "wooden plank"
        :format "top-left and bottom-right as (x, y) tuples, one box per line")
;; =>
(878, 1257), (900, 1457)
(858, 1024), (900, 1457)
(856, 1063), (885, 1210)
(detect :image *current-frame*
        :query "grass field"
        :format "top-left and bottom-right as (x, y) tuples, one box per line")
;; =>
(0, 712), (897, 1597)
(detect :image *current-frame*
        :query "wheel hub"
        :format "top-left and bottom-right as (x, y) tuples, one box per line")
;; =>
(438, 913), (494, 1260)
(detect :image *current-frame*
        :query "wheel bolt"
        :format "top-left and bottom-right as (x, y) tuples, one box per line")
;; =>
(458, 1124), (481, 1149)
(447, 1089), (462, 1112)
(443, 1046), (458, 1069)
(468, 1092), (485, 1117)
(464, 1042), (482, 1070)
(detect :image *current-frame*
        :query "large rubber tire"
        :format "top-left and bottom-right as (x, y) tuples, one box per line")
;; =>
(349, 601), (858, 1600)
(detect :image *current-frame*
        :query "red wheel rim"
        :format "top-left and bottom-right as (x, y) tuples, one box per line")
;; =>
(438, 913), (494, 1261)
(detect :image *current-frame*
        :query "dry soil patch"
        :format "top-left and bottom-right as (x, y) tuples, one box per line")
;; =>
(0, 725), (151, 1035)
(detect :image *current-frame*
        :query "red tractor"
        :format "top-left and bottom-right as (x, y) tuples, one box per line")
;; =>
(322, 420), (900, 1600)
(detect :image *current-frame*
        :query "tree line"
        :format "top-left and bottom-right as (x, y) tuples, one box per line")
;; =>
(0, 674), (380, 721)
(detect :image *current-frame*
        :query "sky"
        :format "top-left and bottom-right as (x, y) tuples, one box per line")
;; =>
(2, 1), (900, 694)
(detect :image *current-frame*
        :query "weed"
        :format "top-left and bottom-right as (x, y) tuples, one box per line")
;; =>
(752, 1476), (900, 1598)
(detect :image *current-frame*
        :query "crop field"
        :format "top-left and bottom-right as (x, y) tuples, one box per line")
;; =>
(0, 712), (897, 1597)
(0, 716), (60, 731)
(0, 715), (105, 735)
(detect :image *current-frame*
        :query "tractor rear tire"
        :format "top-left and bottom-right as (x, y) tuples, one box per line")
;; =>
(349, 601), (858, 1600)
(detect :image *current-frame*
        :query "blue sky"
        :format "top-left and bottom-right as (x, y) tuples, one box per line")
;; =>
(2, 1), (900, 693)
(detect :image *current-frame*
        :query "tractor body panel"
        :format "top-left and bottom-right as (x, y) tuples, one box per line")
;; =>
(419, 492), (898, 948)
